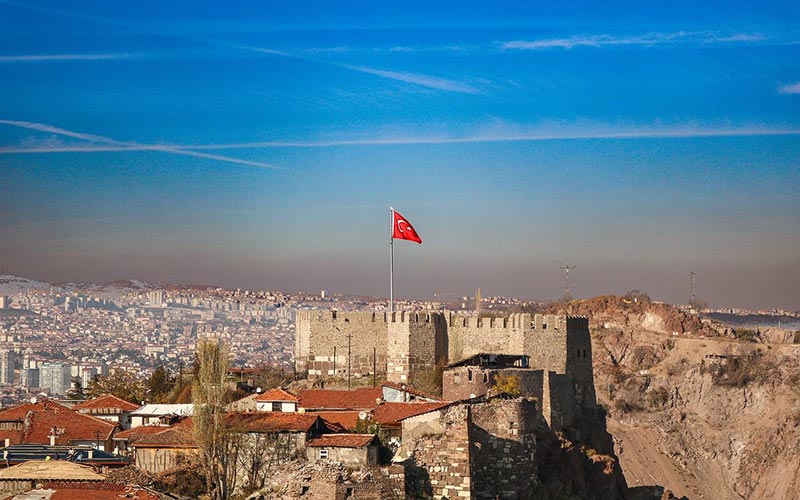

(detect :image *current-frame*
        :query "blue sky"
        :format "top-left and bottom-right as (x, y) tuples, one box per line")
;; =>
(1, 1), (799, 310)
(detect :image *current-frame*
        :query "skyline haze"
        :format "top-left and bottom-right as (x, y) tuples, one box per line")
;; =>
(1, 1), (799, 310)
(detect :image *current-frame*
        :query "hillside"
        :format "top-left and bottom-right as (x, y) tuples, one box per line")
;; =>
(554, 296), (800, 499)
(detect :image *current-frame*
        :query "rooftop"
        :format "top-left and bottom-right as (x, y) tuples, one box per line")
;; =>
(0, 460), (105, 481)
(254, 388), (298, 402)
(72, 394), (139, 413)
(298, 387), (383, 411)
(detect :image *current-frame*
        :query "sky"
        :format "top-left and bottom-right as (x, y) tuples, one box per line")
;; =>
(1, 1), (799, 310)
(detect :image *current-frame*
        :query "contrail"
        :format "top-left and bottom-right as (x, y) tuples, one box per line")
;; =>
(0, 119), (280, 170)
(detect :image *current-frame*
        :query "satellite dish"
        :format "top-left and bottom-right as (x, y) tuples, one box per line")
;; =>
(30, 397), (37, 404)
(358, 411), (367, 420)
(297, 408), (305, 414)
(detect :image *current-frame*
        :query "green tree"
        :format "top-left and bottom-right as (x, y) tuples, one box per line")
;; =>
(148, 365), (176, 403)
(86, 370), (146, 404)
(193, 338), (238, 500)
(65, 376), (86, 400)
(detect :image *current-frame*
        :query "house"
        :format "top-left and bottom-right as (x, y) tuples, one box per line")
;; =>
(372, 402), (452, 441)
(381, 381), (441, 403)
(254, 388), (298, 412)
(0, 444), (129, 472)
(71, 394), (139, 430)
(129, 404), (193, 428)
(129, 417), (196, 474)
(297, 387), (383, 412)
(306, 434), (380, 467)
(0, 460), (104, 494)
(9, 481), (164, 500)
(111, 425), (168, 456)
(0, 400), (116, 451)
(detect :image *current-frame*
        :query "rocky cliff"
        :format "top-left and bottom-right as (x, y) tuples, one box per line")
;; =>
(553, 296), (800, 499)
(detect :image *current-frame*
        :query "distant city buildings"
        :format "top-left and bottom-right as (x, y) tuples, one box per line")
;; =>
(0, 349), (15, 385)
(39, 362), (72, 396)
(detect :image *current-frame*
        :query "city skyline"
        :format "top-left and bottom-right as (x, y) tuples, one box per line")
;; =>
(1, 1), (799, 310)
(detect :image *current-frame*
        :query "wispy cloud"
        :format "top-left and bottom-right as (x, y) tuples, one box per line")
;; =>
(346, 66), (480, 94)
(0, 119), (280, 169)
(778, 81), (800, 94)
(501, 31), (768, 50)
(0, 53), (137, 63)
(4, 122), (797, 153)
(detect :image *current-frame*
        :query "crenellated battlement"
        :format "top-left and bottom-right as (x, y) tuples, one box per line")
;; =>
(296, 308), (595, 404)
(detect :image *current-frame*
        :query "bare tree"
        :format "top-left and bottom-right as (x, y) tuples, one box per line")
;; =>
(193, 337), (238, 500)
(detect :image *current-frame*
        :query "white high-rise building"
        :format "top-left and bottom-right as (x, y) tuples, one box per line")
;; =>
(39, 362), (72, 396)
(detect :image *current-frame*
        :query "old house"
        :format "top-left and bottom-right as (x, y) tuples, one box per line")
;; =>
(298, 387), (383, 412)
(254, 388), (298, 413)
(0, 400), (116, 451)
(129, 404), (193, 428)
(0, 460), (105, 494)
(72, 394), (139, 430)
(306, 434), (380, 467)
(129, 417), (196, 474)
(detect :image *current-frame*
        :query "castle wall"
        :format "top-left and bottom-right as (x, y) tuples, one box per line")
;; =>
(442, 366), (545, 402)
(469, 398), (541, 499)
(400, 405), (472, 498)
(296, 311), (594, 410)
(295, 311), (388, 377)
(565, 316), (597, 407)
(400, 399), (542, 499)
(386, 311), (446, 383)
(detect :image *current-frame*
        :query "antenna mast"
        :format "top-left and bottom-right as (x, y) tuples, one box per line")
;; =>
(689, 266), (696, 305)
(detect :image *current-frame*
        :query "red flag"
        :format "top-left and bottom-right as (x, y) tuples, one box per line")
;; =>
(392, 210), (422, 244)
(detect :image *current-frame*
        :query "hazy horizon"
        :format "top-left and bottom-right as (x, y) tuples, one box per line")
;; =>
(2, 1), (799, 311)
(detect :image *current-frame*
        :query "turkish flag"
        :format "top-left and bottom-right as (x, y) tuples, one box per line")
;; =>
(392, 210), (422, 244)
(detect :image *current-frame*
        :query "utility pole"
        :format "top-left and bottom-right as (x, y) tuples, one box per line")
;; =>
(347, 332), (353, 391)
(475, 288), (481, 316)
(560, 263), (576, 300)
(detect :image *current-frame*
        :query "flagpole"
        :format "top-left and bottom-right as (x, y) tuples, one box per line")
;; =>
(389, 207), (394, 313)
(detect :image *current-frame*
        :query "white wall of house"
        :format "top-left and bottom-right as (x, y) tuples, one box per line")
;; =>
(255, 401), (297, 412)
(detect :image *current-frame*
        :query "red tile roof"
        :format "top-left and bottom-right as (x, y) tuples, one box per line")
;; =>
(0, 401), (116, 446)
(298, 387), (383, 411)
(254, 388), (298, 402)
(312, 411), (362, 431)
(382, 381), (442, 401)
(72, 394), (139, 413)
(225, 412), (326, 433)
(37, 481), (162, 500)
(373, 402), (451, 426)
(113, 425), (168, 444)
(307, 434), (379, 448)
(130, 418), (195, 449)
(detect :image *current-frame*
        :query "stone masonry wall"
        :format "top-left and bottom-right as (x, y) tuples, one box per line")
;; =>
(387, 311), (445, 383)
(295, 311), (388, 377)
(402, 404), (473, 499)
(469, 398), (541, 499)
(297, 311), (591, 391)
(442, 367), (545, 401)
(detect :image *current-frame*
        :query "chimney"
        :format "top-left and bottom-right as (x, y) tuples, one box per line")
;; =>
(49, 435), (55, 446)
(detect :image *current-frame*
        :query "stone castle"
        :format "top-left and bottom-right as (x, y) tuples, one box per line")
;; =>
(295, 310), (597, 428)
